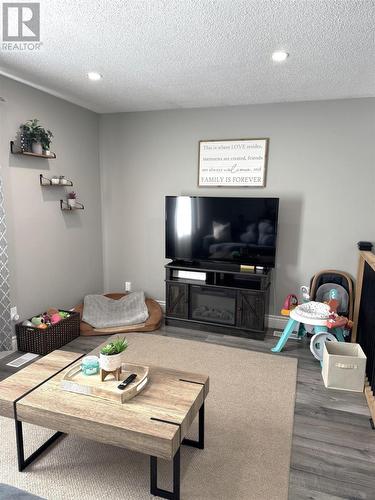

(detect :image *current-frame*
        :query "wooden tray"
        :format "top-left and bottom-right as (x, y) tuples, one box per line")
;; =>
(60, 362), (149, 403)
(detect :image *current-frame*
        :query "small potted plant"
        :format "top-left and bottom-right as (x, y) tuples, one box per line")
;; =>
(20, 119), (53, 155)
(40, 127), (53, 155)
(67, 191), (77, 208)
(99, 337), (128, 372)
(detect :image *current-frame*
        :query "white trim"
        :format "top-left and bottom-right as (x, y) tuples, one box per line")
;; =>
(157, 300), (166, 312)
(273, 329), (301, 340)
(0, 350), (12, 359)
(266, 314), (288, 330)
(157, 299), (287, 331)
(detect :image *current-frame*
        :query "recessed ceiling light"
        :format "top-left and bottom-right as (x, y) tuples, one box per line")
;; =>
(271, 51), (289, 62)
(87, 72), (102, 81)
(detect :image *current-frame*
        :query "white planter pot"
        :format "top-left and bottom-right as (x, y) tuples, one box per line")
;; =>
(44, 150), (51, 156)
(100, 352), (123, 372)
(31, 142), (43, 155)
(51, 177), (60, 185)
(67, 199), (76, 208)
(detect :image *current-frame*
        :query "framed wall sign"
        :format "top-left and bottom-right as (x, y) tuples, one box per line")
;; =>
(198, 138), (269, 187)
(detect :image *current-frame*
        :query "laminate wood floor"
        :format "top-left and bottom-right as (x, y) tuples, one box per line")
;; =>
(1, 325), (374, 500)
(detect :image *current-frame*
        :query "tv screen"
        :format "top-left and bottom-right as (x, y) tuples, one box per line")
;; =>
(165, 196), (279, 267)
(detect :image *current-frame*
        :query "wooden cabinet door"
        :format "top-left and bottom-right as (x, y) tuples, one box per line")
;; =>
(166, 283), (189, 318)
(237, 291), (265, 332)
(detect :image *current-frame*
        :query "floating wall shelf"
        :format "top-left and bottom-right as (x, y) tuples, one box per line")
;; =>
(60, 200), (84, 211)
(10, 141), (56, 159)
(40, 174), (73, 187)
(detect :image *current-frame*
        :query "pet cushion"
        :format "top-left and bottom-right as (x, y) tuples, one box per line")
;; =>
(82, 291), (149, 329)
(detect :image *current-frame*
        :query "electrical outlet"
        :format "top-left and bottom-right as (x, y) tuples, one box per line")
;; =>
(125, 282), (132, 292)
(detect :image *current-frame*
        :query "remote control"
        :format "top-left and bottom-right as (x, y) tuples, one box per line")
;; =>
(118, 373), (137, 390)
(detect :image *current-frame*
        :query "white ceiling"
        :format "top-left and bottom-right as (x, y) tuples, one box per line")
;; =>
(0, 0), (374, 113)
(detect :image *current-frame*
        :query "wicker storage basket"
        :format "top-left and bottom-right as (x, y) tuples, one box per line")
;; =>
(16, 310), (80, 355)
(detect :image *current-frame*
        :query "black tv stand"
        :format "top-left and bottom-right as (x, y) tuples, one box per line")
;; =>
(165, 260), (271, 339)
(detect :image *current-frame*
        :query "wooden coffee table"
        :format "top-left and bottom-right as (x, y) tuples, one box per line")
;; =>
(0, 349), (209, 500)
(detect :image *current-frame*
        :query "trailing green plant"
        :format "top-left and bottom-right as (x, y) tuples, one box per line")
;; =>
(100, 337), (128, 356)
(20, 118), (53, 151)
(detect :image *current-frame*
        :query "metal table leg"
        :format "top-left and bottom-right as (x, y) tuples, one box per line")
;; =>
(150, 402), (205, 498)
(15, 419), (64, 472)
(150, 448), (180, 500)
(182, 402), (205, 449)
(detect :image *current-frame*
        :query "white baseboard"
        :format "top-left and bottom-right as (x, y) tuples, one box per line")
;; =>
(156, 300), (166, 312)
(273, 329), (301, 340)
(266, 314), (288, 330)
(157, 300), (287, 332)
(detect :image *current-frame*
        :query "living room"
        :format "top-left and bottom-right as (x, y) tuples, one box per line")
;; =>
(0, 1), (374, 499)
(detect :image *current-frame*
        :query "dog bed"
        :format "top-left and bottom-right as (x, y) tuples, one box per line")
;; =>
(73, 293), (162, 336)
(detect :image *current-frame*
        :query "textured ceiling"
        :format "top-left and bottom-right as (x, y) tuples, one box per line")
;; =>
(0, 0), (374, 113)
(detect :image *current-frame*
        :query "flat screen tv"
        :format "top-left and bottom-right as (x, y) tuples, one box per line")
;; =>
(165, 196), (279, 267)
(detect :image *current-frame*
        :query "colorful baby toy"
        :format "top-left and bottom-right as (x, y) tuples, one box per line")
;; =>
(280, 294), (298, 316)
(271, 270), (354, 363)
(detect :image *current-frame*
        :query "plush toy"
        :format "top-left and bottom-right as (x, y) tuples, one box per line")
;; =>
(47, 307), (59, 317)
(51, 313), (62, 324)
(22, 320), (34, 327)
(31, 316), (43, 326)
(42, 314), (51, 325)
(28, 309), (69, 329)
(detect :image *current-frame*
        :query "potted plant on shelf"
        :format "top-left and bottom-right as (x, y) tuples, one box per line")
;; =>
(99, 337), (128, 372)
(19, 119), (53, 155)
(67, 191), (77, 208)
(40, 127), (53, 156)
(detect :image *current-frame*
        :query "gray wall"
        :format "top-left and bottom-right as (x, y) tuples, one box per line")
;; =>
(0, 75), (103, 321)
(100, 98), (375, 314)
(3, 78), (372, 325)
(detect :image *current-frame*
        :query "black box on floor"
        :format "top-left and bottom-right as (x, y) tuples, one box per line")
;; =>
(357, 241), (373, 251)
